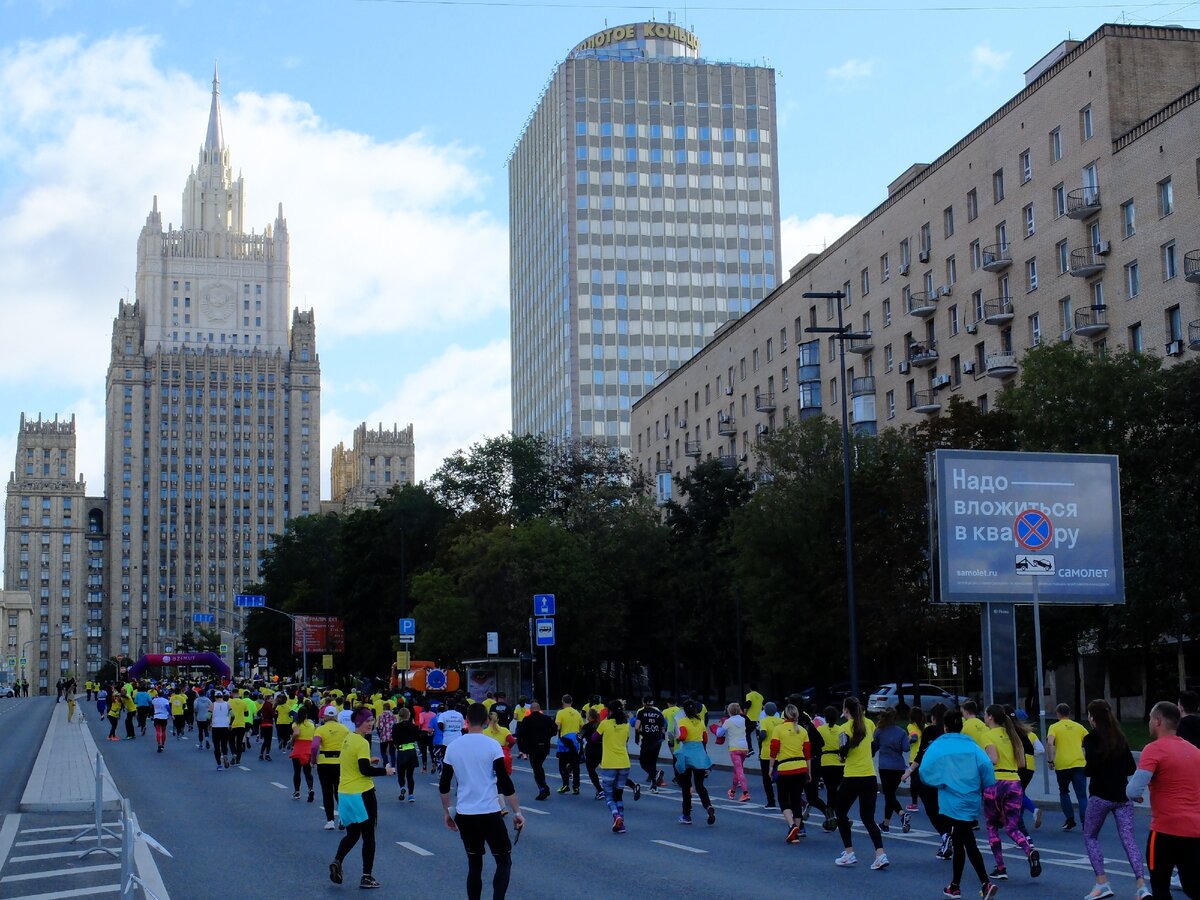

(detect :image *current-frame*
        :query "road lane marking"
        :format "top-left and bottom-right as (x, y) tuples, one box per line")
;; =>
(17, 824), (122, 835)
(237, 765), (251, 772)
(652, 840), (706, 854)
(518, 806), (550, 815)
(14, 836), (119, 847)
(270, 782), (289, 790)
(4, 887), (120, 900)
(0, 815), (20, 877)
(2, 863), (121, 882)
(397, 841), (433, 857)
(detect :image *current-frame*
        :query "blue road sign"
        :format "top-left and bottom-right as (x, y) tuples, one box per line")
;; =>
(1014, 510), (1053, 552)
(535, 618), (555, 646)
(234, 594), (266, 608)
(399, 618), (416, 635)
(533, 594), (556, 617)
(193, 613), (216, 624)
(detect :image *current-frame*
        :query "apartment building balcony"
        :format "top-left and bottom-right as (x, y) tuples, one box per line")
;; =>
(1066, 185), (1102, 219)
(1074, 305), (1109, 338)
(684, 440), (702, 458)
(718, 454), (738, 469)
(1189, 319), (1200, 351)
(1070, 244), (1109, 278)
(1185, 249), (1200, 284)
(655, 459), (673, 474)
(908, 342), (939, 368)
(983, 298), (1015, 325)
(912, 389), (942, 414)
(906, 291), (938, 318)
(716, 414), (737, 436)
(981, 243), (1012, 273)
(754, 391), (776, 412)
(846, 334), (874, 354)
(850, 376), (876, 398)
(985, 352), (1019, 379)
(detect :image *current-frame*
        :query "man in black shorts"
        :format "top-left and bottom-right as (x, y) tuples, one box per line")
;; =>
(441, 703), (525, 900)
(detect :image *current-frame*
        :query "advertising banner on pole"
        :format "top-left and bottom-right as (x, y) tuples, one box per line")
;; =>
(293, 616), (346, 653)
(930, 449), (1124, 604)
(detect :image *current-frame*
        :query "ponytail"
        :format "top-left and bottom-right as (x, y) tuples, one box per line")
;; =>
(986, 703), (1026, 768)
(784, 703), (801, 734)
(844, 697), (867, 748)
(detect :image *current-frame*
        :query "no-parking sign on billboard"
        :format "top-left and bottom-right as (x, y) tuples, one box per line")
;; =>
(930, 449), (1124, 604)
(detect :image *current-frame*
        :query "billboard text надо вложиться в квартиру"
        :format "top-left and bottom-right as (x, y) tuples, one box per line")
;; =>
(931, 449), (1124, 604)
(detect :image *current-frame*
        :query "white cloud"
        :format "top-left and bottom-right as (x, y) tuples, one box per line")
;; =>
(326, 340), (512, 483)
(0, 33), (508, 392)
(826, 59), (873, 82)
(780, 212), (862, 273)
(971, 42), (1012, 77)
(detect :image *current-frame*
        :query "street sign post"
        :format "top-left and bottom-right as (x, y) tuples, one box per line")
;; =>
(533, 604), (557, 705)
(486, 632), (499, 655)
(398, 634), (415, 644)
(533, 594), (556, 617)
(234, 594), (266, 608)
(399, 618), (416, 635)
(192, 613), (216, 624)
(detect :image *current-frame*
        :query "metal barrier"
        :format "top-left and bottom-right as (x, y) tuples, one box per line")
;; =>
(70, 752), (119, 859)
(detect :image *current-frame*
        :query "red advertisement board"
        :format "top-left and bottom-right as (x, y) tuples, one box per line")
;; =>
(293, 615), (345, 653)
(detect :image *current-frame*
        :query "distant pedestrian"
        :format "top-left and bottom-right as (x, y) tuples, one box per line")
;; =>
(392, 707), (421, 802)
(1126, 700), (1200, 897)
(441, 702), (524, 900)
(920, 709), (999, 900)
(581, 708), (604, 799)
(633, 696), (666, 792)
(816, 705), (844, 829)
(151, 691), (171, 752)
(554, 694), (582, 795)
(1047, 702), (1089, 831)
(516, 702), (555, 800)
(875, 708), (912, 833)
(597, 699), (635, 833)
(717, 702), (751, 803)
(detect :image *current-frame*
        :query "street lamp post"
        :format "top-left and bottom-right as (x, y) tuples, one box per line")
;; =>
(804, 290), (871, 701)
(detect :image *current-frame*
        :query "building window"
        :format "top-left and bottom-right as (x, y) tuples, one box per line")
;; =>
(943, 206), (954, 238)
(1080, 105), (1093, 141)
(900, 238), (911, 269)
(1020, 149), (1032, 183)
(970, 240), (981, 272)
(882, 298), (892, 326)
(972, 290), (984, 323)
(949, 304), (960, 336)
(1091, 281), (1105, 308)
(1030, 312), (1042, 345)
(766, 338), (774, 362)
(861, 268), (870, 296)
(919, 223), (932, 257)
(1163, 241), (1178, 280)
(1050, 127), (1062, 162)
(884, 344), (894, 371)
(1167, 305), (1183, 342)
(1125, 260), (1140, 298)
(1059, 296), (1073, 337)
(1023, 204), (1035, 237)
(966, 189), (978, 222)
(886, 390), (895, 419)
(946, 255), (957, 285)
(1057, 240), (1070, 275)
(1128, 322), (1143, 353)
(992, 169), (1005, 203)
(1158, 177), (1174, 217)
(1121, 200), (1135, 238)
(1053, 183), (1066, 218)
(1026, 258), (1038, 292)
(881, 253), (890, 281)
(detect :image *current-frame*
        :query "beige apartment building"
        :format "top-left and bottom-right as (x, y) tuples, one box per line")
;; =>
(633, 24), (1200, 483)
(328, 422), (415, 512)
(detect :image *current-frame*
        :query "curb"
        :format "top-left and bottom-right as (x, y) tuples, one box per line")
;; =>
(19, 704), (122, 813)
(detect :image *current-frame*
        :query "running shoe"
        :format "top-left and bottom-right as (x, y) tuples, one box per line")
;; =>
(407, 796), (415, 804)
(1083, 884), (1114, 899)
(324, 820), (336, 830)
(706, 806), (716, 825)
(739, 792), (751, 803)
(901, 811), (912, 833)
(399, 789), (407, 802)
(785, 825), (801, 844)
(535, 788), (550, 801)
(942, 884), (962, 898)
(1033, 806), (1043, 828)
(834, 850), (858, 867)
(728, 788), (736, 800)
(265, 755), (272, 761)
(677, 815), (692, 824)
(1135, 886), (1152, 898)
(989, 866), (1008, 881)
(157, 746), (163, 753)
(308, 790), (315, 803)
(906, 802), (919, 812)
(329, 860), (343, 885)
(800, 802), (810, 820)
(216, 764), (224, 771)
(762, 802), (777, 810)
(656, 769), (666, 787)
(650, 785), (659, 794)
(1061, 820), (1076, 832)
(870, 854), (890, 870)
(594, 790), (605, 801)
(612, 815), (624, 833)
(293, 791), (301, 800)
(879, 819), (890, 832)
(1028, 849), (1042, 878)
(359, 874), (380, 889)
(936, 847), (954, 861)
(557, 785), (570, 794)
(632, 783), (641, 802)
(980, 886), (999, 900)
(572, 788), (579, 795)
(822, 814), (837, 833)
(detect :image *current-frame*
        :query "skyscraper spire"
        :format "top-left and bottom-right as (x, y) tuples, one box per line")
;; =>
(204, 62), (224, 152)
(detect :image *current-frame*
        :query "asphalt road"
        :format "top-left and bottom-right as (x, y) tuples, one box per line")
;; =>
(0, 697), (54, 814)
(74, 710), (1154, 899)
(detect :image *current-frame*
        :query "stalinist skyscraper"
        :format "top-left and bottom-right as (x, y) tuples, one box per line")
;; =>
(103, 69), (320, 658)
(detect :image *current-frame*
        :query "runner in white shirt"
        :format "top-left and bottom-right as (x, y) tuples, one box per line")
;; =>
(210, 692), (232, 770)
(439, 705), (466, 748)
(151, 693), (172, 753)
(441, 703), (523, 900)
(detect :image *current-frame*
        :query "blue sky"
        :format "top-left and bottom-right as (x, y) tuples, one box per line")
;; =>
(0, 0), (1183, 501)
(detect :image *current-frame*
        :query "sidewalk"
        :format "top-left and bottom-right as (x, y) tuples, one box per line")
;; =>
(19, 701), (121, 813)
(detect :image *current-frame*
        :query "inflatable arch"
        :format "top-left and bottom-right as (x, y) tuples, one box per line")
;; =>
(127, 651), (231, 680)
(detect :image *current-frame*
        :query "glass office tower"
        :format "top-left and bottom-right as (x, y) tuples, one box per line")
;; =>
(509, 22), (781, 447)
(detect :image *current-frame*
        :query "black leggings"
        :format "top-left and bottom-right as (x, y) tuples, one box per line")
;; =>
(639, 739), (662, 783)
(276, 723), (292, 749)
(230, 726), (246, 759)
(759, 760), (776, 806)
(397, 749), (418, 793)
(259, 726), (273, 757)
(777, 772), (807, 816)
(197, 721), (211, 745)
(676, 768), (711, 818)
(318, 763), (340, 821)
(417, 732), (432, 767)
(823, 765), (844, 813)
(836, 775), (884, 850)
(880, 769), (905, 820)
(949, 817), (989, 887)
(528, 749), (549, 790)
(557, 748), (579, 790)
(293, 759), (313, 792)
(455, 812), (512, 900)
(212, 726), (230, 764)
(918, 775), (950, 835)
(108, 715), (119, 738)
(585, 755), (602, 793)
(336, 789), (378, 877)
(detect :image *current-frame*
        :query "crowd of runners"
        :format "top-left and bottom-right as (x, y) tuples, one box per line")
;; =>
(68, 677), (1200, 899)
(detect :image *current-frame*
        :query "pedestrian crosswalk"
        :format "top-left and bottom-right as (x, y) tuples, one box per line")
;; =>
(0, 813), (124, 900)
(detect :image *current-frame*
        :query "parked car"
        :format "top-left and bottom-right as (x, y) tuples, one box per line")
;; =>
(0, 685), (15, 698)
(867, 682), (971, 714)
(794, 682), (856, 711)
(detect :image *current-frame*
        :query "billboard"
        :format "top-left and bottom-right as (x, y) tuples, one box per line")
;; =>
(931, 449), (1124, 604)
(293, 615), (346, 653)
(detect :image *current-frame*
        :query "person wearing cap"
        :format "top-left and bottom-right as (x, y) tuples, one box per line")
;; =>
(313, 706), (351, 829)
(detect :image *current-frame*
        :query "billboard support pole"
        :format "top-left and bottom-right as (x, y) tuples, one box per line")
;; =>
(1032, 574), (1050, 795)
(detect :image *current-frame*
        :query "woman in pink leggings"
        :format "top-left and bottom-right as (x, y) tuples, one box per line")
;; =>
(716, 703), (751, 802)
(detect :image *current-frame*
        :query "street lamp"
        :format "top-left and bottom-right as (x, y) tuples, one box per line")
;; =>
(804, 289), (871, 701)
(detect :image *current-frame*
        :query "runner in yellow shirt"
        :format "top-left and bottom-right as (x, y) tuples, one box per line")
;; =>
(596, 700), (634, 833)
(169, 689), (188, 740)
(817, 706), (845, 832)
(833, 698), (887, 869)
(757, 702), (783, 810)
(1047, 702), (1089, 830)
(554, 694), (583, 795)
(329, 708), (394, 890)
